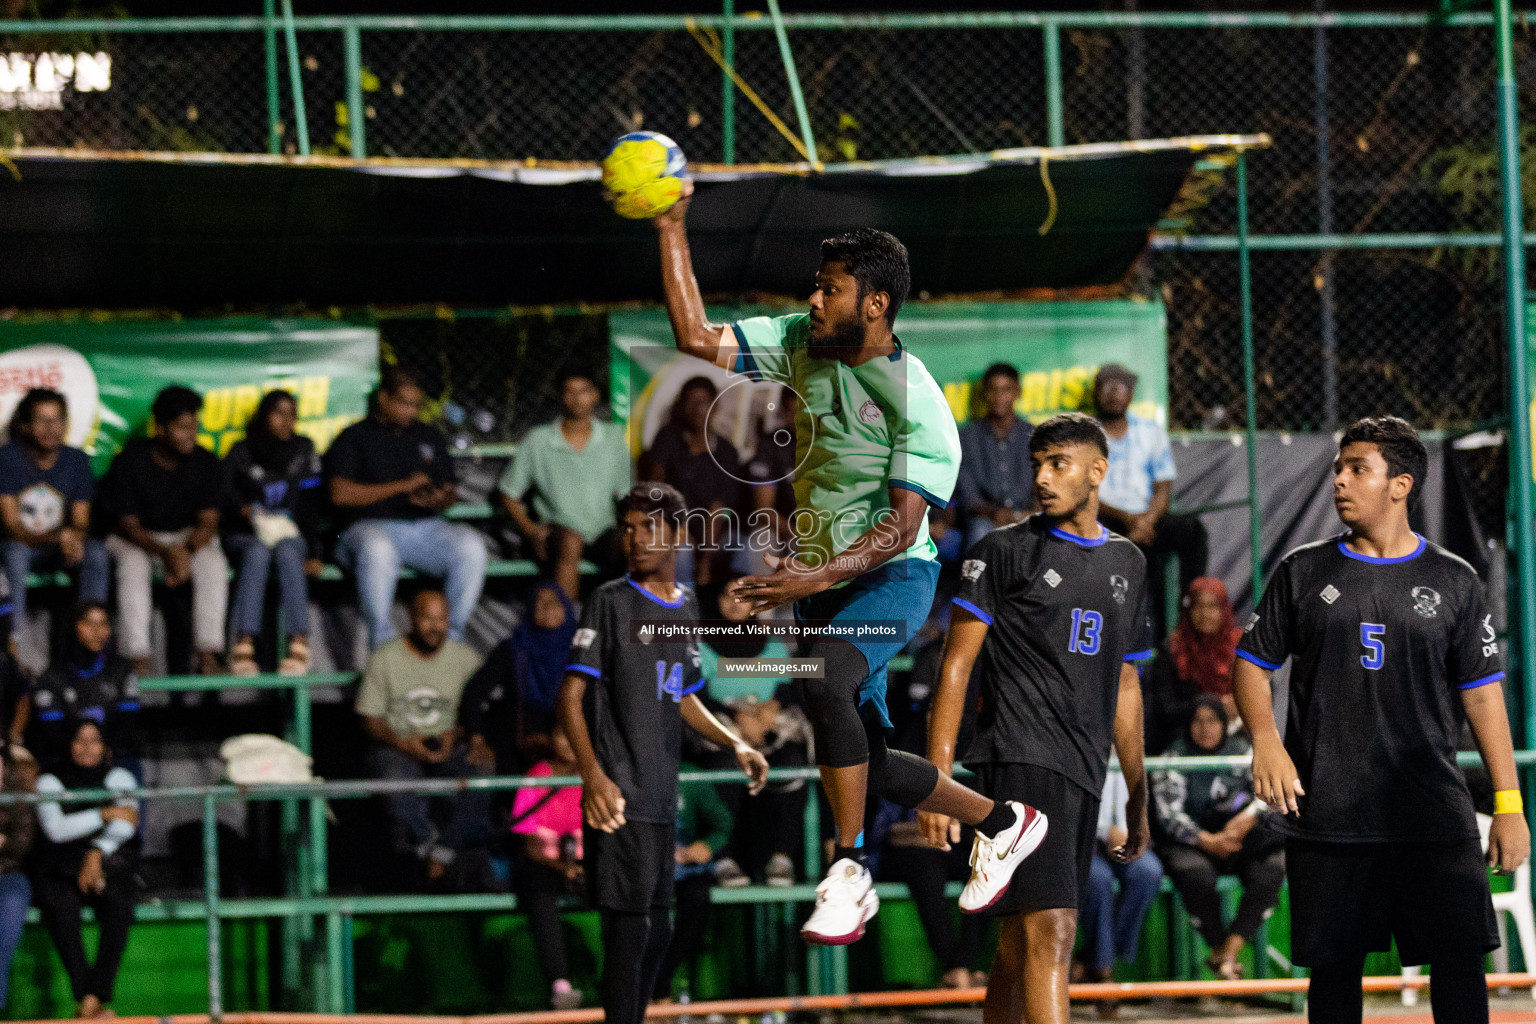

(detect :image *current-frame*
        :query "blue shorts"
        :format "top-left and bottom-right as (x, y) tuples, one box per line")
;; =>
(794, 557), (940, 728)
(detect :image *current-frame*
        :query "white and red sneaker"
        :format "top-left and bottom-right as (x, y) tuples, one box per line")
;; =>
(800, 858), (880, 945)
(959, 801), (1048, 913)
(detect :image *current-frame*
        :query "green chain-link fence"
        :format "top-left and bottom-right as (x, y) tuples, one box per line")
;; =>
(1, 12), (1532, 436)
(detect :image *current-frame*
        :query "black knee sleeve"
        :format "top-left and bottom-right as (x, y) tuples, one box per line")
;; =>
(801, 640), (871, 768)
(870, 746), (941, 808)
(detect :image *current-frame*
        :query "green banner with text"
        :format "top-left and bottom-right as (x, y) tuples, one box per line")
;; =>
(610, 300), (1168, 457)
(0, 319), (379, 473)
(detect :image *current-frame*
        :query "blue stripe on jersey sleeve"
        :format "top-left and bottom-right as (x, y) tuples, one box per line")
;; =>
(1122, 648), (1154, 663)
(890, 479), (950, 509)
(565, 663), (601, 679)
(1235, 649), (1284, 671)
(1458, 671), (1506, 690)
(731, 325), (760, 377)
(951, 597), (993, 625)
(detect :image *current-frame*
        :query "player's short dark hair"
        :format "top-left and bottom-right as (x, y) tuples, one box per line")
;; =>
(1029, 412), (1109, 458)
(151, 385), (202, 425)
(618, 482), (688, 532)
(981, 363), (1020, 386)
(10, 387), (66, 434)
(1340, 415), (1427, 504)
(820, 228), (911, 326)
(379, 364), (422, 396)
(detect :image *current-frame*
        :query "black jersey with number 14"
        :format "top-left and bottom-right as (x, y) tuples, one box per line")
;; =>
(954, 516), (1153, 798)
(566, 576), (703, 825)
(1237, 535), (1502, 843)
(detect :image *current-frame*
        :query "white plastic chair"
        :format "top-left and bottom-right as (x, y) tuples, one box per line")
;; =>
(1402, 813), (1536, 1005)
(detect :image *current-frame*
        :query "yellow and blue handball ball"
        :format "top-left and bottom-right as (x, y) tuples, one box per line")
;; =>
(601, 131), (689, 219)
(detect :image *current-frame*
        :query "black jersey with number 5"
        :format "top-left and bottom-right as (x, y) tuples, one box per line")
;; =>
(566, 576), (704, 825)
(954, 516), (1154, 797)
(1237, 535), (1502, 843)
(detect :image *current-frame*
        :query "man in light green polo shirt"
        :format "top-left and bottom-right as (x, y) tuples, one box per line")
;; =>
(499, 372), (631, 598)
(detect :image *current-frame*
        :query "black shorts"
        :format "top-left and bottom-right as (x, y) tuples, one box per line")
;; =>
(585, 820), (676, 914)
(1286, 837), (1498, 967)
(972, 762), (1099, 916)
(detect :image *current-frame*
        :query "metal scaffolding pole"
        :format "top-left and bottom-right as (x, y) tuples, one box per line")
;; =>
(1494, 0), (1535, 744)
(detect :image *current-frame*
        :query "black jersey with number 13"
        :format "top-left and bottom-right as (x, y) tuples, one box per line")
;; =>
(954, 516), (1153, 798)
(1237, 535), (1503, 844)
(566, 576), (704, 826)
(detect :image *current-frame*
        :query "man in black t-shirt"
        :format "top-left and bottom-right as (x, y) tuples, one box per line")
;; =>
(1235, 416), (1529, 1024)
(926, 413), (1153, 1024)
(326, 366), (488, 649)
(557, 483), (767, 1024)
(100, 386), (227, 675)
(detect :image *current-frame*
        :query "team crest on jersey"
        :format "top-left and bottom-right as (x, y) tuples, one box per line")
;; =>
(961, 559), (985, 582)
(573, 628), (596, 649)
(1043, 568), (1062, 588)
(1482, 614), (1500, 657)
(1320, 585), (1340, 605)
(1109, 575), (1129, 605)
(1411, 586), (1442, 618)
(857, 399), (881, 425)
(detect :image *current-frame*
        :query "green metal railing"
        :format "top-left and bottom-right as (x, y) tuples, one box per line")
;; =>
(13, 749), (1536, 1017)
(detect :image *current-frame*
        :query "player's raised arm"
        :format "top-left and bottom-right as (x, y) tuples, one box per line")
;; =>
(653, 191), (736, 368)
(921, 608), (989, 849)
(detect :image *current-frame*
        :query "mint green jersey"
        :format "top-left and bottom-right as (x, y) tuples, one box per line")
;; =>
(730, 313), (960, 569)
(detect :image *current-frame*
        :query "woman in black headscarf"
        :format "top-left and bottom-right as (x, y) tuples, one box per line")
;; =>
(32, 718), (140, 1019)
(23, 601), (140, 774)
(1151, 695), (1284, 981)
(223, 389), (324, 676)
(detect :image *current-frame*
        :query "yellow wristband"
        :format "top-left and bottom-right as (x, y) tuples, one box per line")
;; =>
(1495, 790), (1524, 815)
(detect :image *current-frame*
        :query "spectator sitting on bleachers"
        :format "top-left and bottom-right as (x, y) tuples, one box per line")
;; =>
(640, 377), (745, 585)
(100, 386), (228, 675)
(1093, 364), (1208, 637)
(459, 579), (577, 772)
(1080, 765), (1164, 1003)
(1152, 696), (1283, 982)
(954, 363), (1034, 554)
(223, 389), (325, 677)
(1145, 577), (1243, 754)
(0, 742), (35, 1015)
(652, 768), (735, 1004)
(498, 371), (629, 601)
(20, 601), (139, 775)
(0, 388), (109, 667)
(32, 718), (140, 1021)
(328, 366), (488, 649)
(510, 724), (586, 1011)
(356, 589), (489, 885)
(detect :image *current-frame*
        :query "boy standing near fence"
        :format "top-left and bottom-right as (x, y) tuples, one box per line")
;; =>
(926, 413), (1154, 1024)
(557, 483), (768, 1024)
(1235, 416), (1529, 1024)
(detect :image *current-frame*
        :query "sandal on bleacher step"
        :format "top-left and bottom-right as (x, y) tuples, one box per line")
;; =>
(279, 636), (311, 677)
(228, 639), (258, 677)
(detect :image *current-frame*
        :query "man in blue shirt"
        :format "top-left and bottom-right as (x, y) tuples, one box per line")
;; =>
(954, 363), (1034, 555)
(1093, 364), (1207, 636)
(0, 388), (108, 667)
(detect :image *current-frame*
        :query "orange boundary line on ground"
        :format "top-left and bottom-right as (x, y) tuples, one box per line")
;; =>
(14, 974), (1536, 1024)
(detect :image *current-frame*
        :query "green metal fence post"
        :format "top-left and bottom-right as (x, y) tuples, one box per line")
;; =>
(764, 0), (818, 166)
(1495, 0), (1536, 749)
(1237, 152), (1263, 598)
(721, 0), (735, 163)
(343, 22), (365, 158)
(204, 793), (223, 1021)
(281, 0), (310, 155)
(1043, 21), (1064, 148)
(264, 0), (281, 154)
